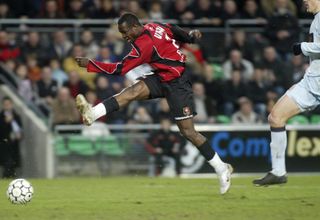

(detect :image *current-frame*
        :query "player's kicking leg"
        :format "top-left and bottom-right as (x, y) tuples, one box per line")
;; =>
(253, 93), (300, 186)
(176, 118), (233, 194)
(76, 80), (150, 125)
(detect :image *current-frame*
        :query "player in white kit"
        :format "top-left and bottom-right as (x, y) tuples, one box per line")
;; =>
(253, 0), (320, 186)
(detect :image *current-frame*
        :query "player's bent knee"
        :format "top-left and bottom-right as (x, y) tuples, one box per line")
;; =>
(268, 112), (285, 127)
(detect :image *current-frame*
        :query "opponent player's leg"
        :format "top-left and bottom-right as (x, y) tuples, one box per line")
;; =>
(175, 118), (233, 194)
(76, 80), (150, 125)
(253, 93), (300, 186)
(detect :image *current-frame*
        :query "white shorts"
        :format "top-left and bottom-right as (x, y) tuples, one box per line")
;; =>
(286, 75), (320, 112)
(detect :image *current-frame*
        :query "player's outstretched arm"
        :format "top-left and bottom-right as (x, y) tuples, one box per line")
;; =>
(75, 37), (152, 75)
(75, 56), (121, 74)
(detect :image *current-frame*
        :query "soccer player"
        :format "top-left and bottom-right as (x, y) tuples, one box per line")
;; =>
(253, 0), (320, 186)
(75, 13), (233, 194)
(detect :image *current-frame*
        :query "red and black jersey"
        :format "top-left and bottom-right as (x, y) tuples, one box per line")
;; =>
(87, 23), (196, 82)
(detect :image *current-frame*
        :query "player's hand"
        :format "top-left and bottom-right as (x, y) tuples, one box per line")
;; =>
(75, 57), (89, 67)
(189, 29), (202, 40)
(292, 43), (302, 56)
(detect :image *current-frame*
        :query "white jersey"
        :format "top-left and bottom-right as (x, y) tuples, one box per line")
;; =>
(301, 12), (320, 76)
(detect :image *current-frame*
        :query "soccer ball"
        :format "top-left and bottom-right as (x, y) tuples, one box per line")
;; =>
(6, 179), (34, 204)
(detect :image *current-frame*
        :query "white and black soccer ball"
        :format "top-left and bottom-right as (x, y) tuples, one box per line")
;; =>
(6, 179), (34, 204)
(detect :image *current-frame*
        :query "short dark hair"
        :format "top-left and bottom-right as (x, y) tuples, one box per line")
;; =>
(118, 12), (141, 27)
(2, 96), (11, 103)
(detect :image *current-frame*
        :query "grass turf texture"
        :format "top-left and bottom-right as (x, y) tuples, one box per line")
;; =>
(0, 176), (319, 220)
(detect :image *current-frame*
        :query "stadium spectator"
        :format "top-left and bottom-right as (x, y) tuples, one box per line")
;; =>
(221, 70), (248, 116)
(222, 49), (254, 81)
(0, 1), (14, 30)
(221, 0), (241, 21)
(148, 1), (164, 20)
(50, 59), (68, 87)
(145, 117), (184, 176)
(0, 96), (22, 178)
(259, 46), (287, 92)
(51, 87), (80, 126)
(88, 0), (119, 19)
(202, 64), (223, 113)
(241, 0), (266, 19)
(0, 31), (21, 62)
(192, 82), (216, 123)
(85, 89), (100, 106)
(63, 70), (89, 98)
(110, 77), (125, 92)
(265, 0), (299, 59)
(63, 44), (96, 89)
(4, 0), (37, 18)
(0, 2), (13, 19)
(132, 106), (153, 124)
(182, 43), (207, 75)
(192, 0), (222, 26)
(153, 98), (171, 123)
(127, 0), (148, 19)
(95, 75), (114, 101)
(100, 26), (130, 61)
(296, 0), (313, 18)
(287, 55), (306, 84)
(2, 59), (16, 73)
(36, 66), (58, 109)
(246, 67), (269, 116)
(39, 0), (64, 19)
(226, 29), (254, 62)
(26, 55), (42, 83)
(166, 0), (194, 22)
(212, 0), (223, 11)
(48, 30), (73, 62)
(21, 31), (48, 65)
(95, 46), (116, 63)
(261, 0), (297, 17)
(15, 64), (34, 102)
(65, 0), (86, 19)
(79, 30), (99, 58)
(231, 96), (263, 124)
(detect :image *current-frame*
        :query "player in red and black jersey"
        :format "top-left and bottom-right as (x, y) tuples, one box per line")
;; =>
(75, 13), (232, 194)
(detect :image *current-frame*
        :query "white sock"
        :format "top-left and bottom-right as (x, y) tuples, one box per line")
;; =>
(270, 129), (287, 176)
(92, 103), (106, 121)
(208, 153), (226, 175)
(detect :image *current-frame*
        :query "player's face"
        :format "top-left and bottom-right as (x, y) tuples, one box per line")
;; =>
(304, 0), (320, 14)
(118, 23), (139, 43)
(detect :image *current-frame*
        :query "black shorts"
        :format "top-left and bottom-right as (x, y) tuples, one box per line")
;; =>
(139, 73), (196, 120)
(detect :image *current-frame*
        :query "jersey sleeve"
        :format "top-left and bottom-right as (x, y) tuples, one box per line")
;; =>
(167, 24), (195, 44)
(87, 37), (153, 75)
(301, 42), (320, 56)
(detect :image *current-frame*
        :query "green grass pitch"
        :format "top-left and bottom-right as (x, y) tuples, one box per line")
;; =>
(0, 176), (319, 220)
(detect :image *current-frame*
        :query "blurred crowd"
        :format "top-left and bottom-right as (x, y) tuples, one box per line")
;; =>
(0, 0), (312, 22)
(0, 0), (314, 127)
